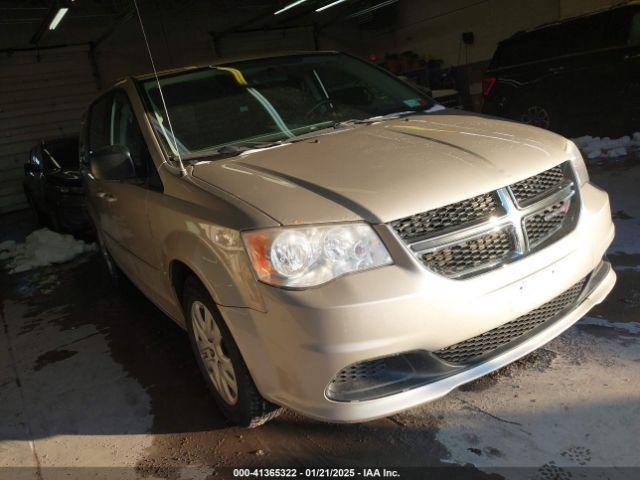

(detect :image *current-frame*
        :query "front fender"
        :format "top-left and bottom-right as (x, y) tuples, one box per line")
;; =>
(162, 228), (266, 313)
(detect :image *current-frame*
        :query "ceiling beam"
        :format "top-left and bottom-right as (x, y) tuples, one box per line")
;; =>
(92, 7), (135, 47)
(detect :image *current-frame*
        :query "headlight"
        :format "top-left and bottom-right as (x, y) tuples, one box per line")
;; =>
(242, 223), (393, 288)
(565, 139), (589, 186)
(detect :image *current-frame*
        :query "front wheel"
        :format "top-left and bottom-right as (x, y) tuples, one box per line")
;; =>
(182, 276), (282, 427)
(521, 104), (551, 129)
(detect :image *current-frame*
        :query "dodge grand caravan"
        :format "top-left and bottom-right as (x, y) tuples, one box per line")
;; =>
(81, 52), (615, 426)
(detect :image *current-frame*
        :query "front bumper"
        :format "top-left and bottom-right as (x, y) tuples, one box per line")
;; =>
(220, 182), (615, 422)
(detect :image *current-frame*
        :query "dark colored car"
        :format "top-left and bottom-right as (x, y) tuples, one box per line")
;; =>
(482, 3), (640, 135)
(23, 138), (91, 233)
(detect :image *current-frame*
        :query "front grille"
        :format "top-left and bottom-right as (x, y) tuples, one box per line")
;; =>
(389, 162), (578, 279)
(392, 192), (501, 242)
(327, 353), (422, 402)
(421, 227), (515, 278)
(332, 359), (387, 384)
(509, 165), (565, 206)
(434, 276), (587, 364)
(524, 198), (570, 248)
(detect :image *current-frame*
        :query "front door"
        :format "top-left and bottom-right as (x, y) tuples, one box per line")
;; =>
(85, 90), (157, 287)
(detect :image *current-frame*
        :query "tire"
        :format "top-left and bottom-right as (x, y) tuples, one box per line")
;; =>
(182, 276), (282, 427)
(515, 99), (559, 132)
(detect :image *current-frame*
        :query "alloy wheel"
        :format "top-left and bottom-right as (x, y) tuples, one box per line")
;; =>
(520, 105), (551, 129)
(190, 301), (239, 405)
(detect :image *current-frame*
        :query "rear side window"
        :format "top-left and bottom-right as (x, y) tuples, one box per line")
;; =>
(565, 11), (627, 54)
(88, 95), (111, 153)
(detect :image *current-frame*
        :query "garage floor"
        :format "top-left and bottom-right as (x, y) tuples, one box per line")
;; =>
(1, 159), (639, 480)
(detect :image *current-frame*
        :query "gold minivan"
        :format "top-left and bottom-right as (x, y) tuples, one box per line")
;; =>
(81, 52), (615, 426)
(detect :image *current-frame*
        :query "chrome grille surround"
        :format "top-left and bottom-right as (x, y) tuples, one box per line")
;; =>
(434, 276), (588, 364)
(390, 162), (579, 279)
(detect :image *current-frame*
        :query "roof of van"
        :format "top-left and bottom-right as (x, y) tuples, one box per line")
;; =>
(502, 1), (639, 43)
(129, 50), (340, 82)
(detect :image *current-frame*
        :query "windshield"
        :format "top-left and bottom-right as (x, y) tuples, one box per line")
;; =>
(140, 53), (434, 157)
(43, 139), (79, 170)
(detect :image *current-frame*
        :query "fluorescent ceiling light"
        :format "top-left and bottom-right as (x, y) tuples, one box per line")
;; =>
(316, 0), (349, 12)
(346, 0), (398, 18)
(48, 7), (69, 30)
(274, 0), (309, 15)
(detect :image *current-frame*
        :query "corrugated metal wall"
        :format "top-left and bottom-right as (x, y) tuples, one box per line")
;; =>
(0, 45), (98, 214)
(215, 26), (316, 57)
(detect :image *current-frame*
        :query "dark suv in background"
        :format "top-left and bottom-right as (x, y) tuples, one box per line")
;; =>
(24, 138), (91, 233)
(482, 3), (640, 136)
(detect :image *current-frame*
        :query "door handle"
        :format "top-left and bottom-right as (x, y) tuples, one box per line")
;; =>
(96, 191), (117, 202)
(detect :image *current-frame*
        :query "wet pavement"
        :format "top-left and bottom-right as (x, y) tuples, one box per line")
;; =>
(1, 160), (639, 480)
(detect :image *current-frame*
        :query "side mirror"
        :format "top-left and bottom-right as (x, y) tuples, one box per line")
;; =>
(89, 145), (136, 181)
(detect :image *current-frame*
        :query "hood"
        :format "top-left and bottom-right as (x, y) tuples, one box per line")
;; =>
(191, 113), (570, 225)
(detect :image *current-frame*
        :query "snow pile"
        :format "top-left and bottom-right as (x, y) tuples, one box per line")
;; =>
(572, 132), (640, 161)
(0, 229), (97, 274)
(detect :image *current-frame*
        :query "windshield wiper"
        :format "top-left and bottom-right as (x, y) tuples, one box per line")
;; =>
(333, 109), (428, 130)
(176, 109), (431, 162)
(332, 118), (377, 129)
(180, 140), (288, 162)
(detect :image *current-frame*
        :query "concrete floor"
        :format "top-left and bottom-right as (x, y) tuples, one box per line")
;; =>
(1, 159), (639, 480)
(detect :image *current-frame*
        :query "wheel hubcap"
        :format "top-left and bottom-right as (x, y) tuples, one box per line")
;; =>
(191, 301), (238, 405)
(521, 106), (550, 129)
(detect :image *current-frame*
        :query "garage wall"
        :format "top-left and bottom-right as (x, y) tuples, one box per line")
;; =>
(0, 45), (98, 213)
(214, 26), (316, 57)
(364, 0), (622, 111)
(369, 0), (622, 67)
(93, 2), (363, 88)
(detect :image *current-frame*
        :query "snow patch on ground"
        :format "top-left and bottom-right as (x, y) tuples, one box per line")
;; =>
(0, 229), (96, 274)
(572, 132), (640, 162)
